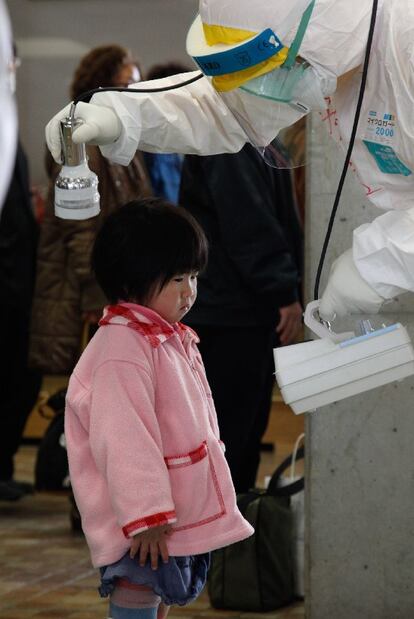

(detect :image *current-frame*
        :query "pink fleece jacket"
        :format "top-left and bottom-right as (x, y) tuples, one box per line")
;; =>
(65, 303), (253, 568)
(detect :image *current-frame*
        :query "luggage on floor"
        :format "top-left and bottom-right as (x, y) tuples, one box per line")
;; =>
(208, 445), (304, 611)
(34, 388), (69, 491)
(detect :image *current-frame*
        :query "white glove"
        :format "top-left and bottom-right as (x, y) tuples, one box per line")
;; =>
(45, 101), (122, 164)
(319, 248), (386, 320)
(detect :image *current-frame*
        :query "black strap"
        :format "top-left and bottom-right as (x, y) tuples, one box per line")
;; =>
(237, 489), (264, 513)
(267, 445), (304, 497)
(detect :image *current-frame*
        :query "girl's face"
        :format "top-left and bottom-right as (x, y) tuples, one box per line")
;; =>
(146, 273), (198, 324)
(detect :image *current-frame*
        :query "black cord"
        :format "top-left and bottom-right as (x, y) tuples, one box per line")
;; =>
(313, 0), (378, 301)
(73, 71), (204, 105)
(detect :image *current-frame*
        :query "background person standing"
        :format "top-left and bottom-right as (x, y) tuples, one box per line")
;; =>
(0, 45), (41, 501)
(179, 143), (303, 492)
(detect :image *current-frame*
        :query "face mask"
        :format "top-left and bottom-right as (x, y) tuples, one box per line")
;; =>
(130, 65), (141, 84)
(219, 60), (337, 168)
(219, 84), (308, 168)
(222, 86), (305, 143)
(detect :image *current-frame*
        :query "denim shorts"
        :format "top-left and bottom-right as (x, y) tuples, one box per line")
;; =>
(99, 551), (210, 606)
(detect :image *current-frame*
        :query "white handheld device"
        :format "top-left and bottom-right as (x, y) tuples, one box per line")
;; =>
(274, 301), (414, 414)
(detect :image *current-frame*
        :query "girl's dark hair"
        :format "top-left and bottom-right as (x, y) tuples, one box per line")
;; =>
(91, 198), (208, 304)
(70, 44), (142, 100)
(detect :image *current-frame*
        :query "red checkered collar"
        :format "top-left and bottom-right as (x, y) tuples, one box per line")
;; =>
(99, 302), (199, 349)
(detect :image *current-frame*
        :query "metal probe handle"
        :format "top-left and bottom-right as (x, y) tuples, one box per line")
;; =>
(59, 110), (86, 166)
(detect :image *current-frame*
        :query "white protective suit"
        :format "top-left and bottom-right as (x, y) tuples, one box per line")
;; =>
(46, 0), (414, 318)
(0, 0), (17, 210)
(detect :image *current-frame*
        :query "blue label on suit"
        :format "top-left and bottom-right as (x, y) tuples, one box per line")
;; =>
(363, 140), (412, 176)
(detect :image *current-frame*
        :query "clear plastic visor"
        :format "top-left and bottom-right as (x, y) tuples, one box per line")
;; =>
(219, 79), (309, 169)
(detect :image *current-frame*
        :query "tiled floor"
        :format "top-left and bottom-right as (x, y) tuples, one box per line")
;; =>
(0, 400), (305, 619)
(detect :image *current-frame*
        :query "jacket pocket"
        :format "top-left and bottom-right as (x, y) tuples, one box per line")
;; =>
(165, 441), (226, 532)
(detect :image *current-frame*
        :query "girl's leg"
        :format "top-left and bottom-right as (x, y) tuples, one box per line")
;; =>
(109, 605), (157, 619)
(108, 580), (161, 619)
(157, 602), (170, 619)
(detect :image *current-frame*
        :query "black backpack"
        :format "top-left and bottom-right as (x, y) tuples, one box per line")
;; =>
(34, 389), (69, 491)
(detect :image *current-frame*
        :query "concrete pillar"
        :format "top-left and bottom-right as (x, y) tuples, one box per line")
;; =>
(305, 114), (414, 618)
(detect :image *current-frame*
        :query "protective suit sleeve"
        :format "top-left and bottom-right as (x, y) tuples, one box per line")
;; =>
(92, 71), (248, 164)
(353, 208), (414, 299)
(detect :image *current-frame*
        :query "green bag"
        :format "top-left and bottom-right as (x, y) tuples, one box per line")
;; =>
(208, 447), (304, 612)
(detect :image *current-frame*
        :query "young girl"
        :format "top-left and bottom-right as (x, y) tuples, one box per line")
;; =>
(64, 198), (254, 619)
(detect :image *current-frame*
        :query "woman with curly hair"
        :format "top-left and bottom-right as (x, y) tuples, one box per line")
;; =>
(30, 45), (152, 375)
(70, 44), (142, 96)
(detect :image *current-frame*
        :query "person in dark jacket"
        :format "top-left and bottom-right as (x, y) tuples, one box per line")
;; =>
(0, 139), (41, 500)
(179, 144), (303, 492)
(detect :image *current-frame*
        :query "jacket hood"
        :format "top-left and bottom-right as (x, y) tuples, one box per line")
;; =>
(301, 0), (375, 77)
(99, 302), (199, 348)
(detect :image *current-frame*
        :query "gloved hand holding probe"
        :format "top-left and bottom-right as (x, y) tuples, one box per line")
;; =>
(319, 249), (386, 321)
(46, 101), (122, 164)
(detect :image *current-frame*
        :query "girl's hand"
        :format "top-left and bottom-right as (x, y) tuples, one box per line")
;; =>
(130, 524), (172, 570)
